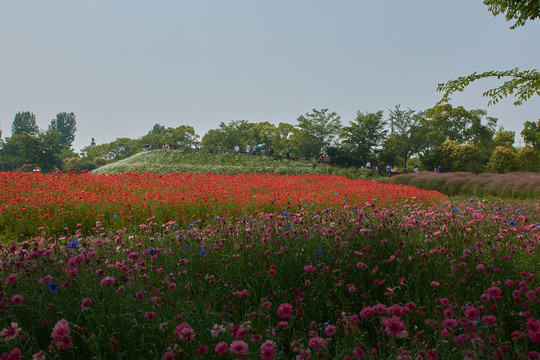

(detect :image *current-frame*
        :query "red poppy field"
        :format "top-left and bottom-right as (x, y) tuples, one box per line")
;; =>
(0, 172), (539, 359)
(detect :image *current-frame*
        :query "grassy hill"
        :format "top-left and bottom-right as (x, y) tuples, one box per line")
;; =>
(93, 149), (377, 178)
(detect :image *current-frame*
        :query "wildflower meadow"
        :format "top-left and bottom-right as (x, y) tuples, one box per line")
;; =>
(0, 171), (539, 359)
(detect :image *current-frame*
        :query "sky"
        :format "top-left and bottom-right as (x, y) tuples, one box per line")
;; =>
(1, 0), (539, 152)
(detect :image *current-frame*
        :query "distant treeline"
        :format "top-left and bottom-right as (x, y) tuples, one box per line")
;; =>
(1, 105), (539, 173)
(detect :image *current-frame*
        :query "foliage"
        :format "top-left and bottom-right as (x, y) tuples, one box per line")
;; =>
(49, 112), (77, 148)
(487, 145), (518, 173)
(521, 119), (540, 151)
(339, 110), (386, 166)
(440, 140), (483, 174)
(11, 111), (38, 136)
(517, 145), (540, 172)
(483, 0), (540, 29)
(291, 108), (342, 158)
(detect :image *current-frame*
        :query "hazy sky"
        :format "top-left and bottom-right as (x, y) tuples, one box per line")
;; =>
(1, 0), (539, 152)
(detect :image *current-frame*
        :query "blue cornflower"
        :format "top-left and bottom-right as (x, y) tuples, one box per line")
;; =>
(178, 236), (184, 241)
(508, 220), (516, 227)
(184, 243), (189, 249)
(516, 208), (521, 213)
(317, 249), (322, 255)
(200, 249), (206, 255)
(469, 199), (474, 203)
(535, 223), (540, 227)
(172, 226), (178, 232)
(114, 214), (118, 219)
(48, 282), (58, 293)
(67, 239), (79, 249)
(474, 317), (481, 326)
(453, 206), (459, 211)
(193, 220), (199, 224)
(494, 207), (499, 210)
(323, 322), (329, 328)
(215, 216), (219, 223)
(441, 203), (446, 207)
(352, 209), (359, 213)
(282, 211), (289, 216)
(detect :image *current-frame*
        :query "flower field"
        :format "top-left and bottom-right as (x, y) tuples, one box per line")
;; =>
(0, 172), (539, 359)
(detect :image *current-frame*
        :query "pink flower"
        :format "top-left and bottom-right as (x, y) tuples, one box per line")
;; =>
(487, 286), (502, 300)
(197, 345), (209, 356)
(482, 315), (497, 324)
(277, 303), (293, 319)
(51, 319), (72, 350)
(260, 340), (276, 360)
(442, 318), (458, 329)
(39, 275), (53, 285)
(353, 347), (365, 359)
(1, 348), (21, 360)
(527, 318), (540, 343)
(10, 294), (24, 306)
(5, 273), (18, 285)
(144, 312), (156, 320)
(0, 322), (21, 341)
(430, 281), (440, 287)
(268, 268), (276, 278)
(324, 324), (337, 336)
(215, 341), (228, 355)
(100, 276), (116, 286)
(463, 306), (479, 322)
(81, 297), (92, 310)
(162, 351), (175, 360)
(308, 336), (327, 349)
(173, 323), (196, 341)
(381, 316), (406, 336)
(230, 340), (248, 356)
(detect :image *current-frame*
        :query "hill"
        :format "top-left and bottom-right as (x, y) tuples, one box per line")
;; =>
(93, 149), (377, 178)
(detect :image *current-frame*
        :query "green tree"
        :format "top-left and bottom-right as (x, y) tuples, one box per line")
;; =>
(379, 105), (422, 172)
(11, 111), (38, 136)
(492, 127), (515, 148)
(339, 110), (386, 165)
(49, 112), (77, 148)
(521, 119), (540, 151)
(437, 3), (540, 106)
(292, 108), (342, 158)
(516, 145), (539, 171)
(487, 145), (517, 173)
(483, 0), (540, 29)
(148, 124), (166, 135)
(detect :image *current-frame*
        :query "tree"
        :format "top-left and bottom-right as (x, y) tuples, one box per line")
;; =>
(521, 119), (540, 151)
(292, 108), (342, 158)
(483, 0), (540, 29)
(516, 145), (539, 171)
(339, 110), (386, 165)
(487, 146), (517, 173)
(148, 124), (166, 135)
(11, 111), (38, 136)
(379, 105), (422, 173)
(437, 2), (540, 106)
(49, 112), (77, 148)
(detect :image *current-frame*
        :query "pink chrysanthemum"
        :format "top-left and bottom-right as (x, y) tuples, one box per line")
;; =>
(51, 319), (73, 350)
(381, 316), (406, 336)
(230, 340), (248, 356)
(277, 303), (293, 319)
(215, 341), (228, 355)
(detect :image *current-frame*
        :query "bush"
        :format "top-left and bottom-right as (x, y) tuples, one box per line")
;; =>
(487, 146), (517, 173)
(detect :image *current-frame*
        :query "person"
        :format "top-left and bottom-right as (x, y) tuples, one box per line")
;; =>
(438, 165), (443, 173)
(253, 146), (257, 155)
(172, 143), (177, 150)
(246, 144), (251, 154)
(217, 144), (221, 153)
(434, 166), (439, 173)
(386, 164), (392, 174)
(366, 161), (371, 169)
(234, 144), (240, 152)
(318, 154), (324, 163)
(268, 146), (274, 156)
(414, 167), (419, 173)
(194, 140), (200, 150)
(286, 148), (291, 159)
(324, 155), (330, 164)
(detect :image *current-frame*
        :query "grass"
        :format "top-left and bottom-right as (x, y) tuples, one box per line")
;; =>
(384, 171), (540, 200)
(93, 149), (378, 179)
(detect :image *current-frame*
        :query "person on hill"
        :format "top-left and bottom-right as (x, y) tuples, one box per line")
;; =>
(286, 148), (291, 159)
(386, 164), (392, 174)
(246, 144), (251, 154)
(268, 146), (274, 156)
(366, 161), (371, 169)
